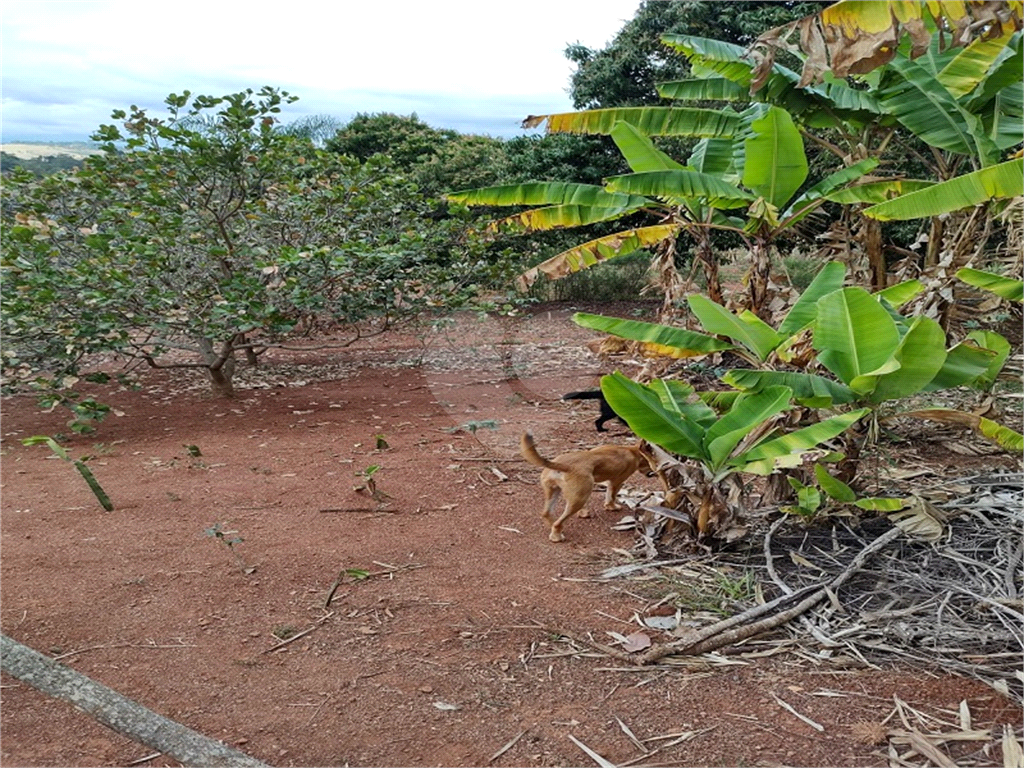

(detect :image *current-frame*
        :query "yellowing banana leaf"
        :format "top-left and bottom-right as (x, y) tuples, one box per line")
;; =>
(689, 293), (781, 361)
(522, 107), (740, 138)
(516, 225), (679, 291)
(609, 122), (687, 173)
(487, 202), (645, 234)
(571, 312), (734, 357)
(888, 408), (1024, 452)
(605, 169), (754, 209)
(888, 497), (942, 541)
(863, 158), (1024, 220)
(938, 25), (1018, 98)
(446, 181), (645, 208)
(857, 497), (910, 512)
(814, 287), (900, 387)
(734, 408), (871, 475)
(868, 315), (948, 404)
(721, 370), (857, 407)
(956, 266), (1024, 302)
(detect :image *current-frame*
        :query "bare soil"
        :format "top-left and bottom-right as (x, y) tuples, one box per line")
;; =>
(2, 304), (1020, 767)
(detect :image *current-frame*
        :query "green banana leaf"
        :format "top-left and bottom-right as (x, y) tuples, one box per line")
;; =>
(814, 287), (900, 390)
(738, 104), (808, 209)
(446, 182), (646, 208)
(922, 339), (998, 391)
(604, 169), (754, 210)
(523, 107), (740, 138)
(733, 408), (871, 475)
(720, 369), (857, 407)
(777, 261), (847, 337)
(657, 77), (749, 102)
(609, 122), (687, 173)
(868, 316), (948, 404)
(647, 379), (719, 429)
(938, 28), (1018, 98)
(956, 266), (1024, 302)
(874, 279), (926, 307)
(825, 179), (935, 205)
(571, 312), (734, 357)
(814, 464), (857, 503)
(600, 372), (708, 460)
(688, 138), (737, 180)
(863, 159), (1024, 221)
(688, 294), (782, 361)
(516, 225), (679, 290)
(487, 202), (645, 233)
(782, 158), (879, 226)
(965, 330), (1012, 389)
(878, 55), (1000, 164)
(704, 386), (793, 471)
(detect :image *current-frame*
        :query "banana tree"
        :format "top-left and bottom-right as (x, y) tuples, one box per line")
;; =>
(600, 371), (869, 537)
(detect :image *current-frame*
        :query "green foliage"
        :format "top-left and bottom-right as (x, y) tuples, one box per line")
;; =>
(2, 88), (492, 401)
(1, 151), (87, 176)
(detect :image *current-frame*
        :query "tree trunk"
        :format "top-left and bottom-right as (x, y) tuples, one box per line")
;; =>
(748, 239), (772, 319)
(197, 338), (237, 398)
(696, 233), (723, 305)
(653, 237), (687, 322)
(925, 216), (944, 267)
(862, 215), (887, 291)
(0, 634), (266, 767)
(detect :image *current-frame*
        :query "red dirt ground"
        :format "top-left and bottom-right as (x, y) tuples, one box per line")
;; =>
(2, 304), (1020, 767)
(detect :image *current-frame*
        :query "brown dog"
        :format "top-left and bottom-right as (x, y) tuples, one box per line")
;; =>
(520, 432), (654, 542)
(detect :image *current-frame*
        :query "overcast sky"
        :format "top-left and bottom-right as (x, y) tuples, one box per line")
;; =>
(1, 0), (642, 144)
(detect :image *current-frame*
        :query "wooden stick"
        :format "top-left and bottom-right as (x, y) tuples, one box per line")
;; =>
(1, 634), (266, 767)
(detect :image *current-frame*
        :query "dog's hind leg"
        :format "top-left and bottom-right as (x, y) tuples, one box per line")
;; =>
(540, 478), (561, 535)
(548, 481), (592, 543)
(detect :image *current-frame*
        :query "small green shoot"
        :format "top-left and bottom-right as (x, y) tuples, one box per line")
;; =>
(446, 419), (499, 435)
(184, 444), (202, 457)
(21, 435), (113, 511)
(205, 522), (255, 574)
(375, 434), (390, 450)
(354, 464), (389, 502)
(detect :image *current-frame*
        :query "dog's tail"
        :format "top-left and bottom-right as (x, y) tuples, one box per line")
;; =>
(520, 432), (572, 472)
(561, 389), (603, 401)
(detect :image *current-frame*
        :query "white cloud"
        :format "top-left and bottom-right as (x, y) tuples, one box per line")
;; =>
(1, 0), (639, 141)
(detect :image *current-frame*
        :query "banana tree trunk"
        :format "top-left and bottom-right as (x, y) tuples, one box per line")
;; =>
(748, 239), (772, 319)
(925, 216), (944, 267)
(696, 233), (723, 306)
(863, 216), (887, 291)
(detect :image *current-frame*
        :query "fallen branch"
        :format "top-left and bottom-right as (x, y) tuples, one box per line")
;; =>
(0, 634), (266, 767)
(637, 526), (904, 665)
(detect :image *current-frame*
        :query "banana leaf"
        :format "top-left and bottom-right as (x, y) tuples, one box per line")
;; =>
(657, 78), (749, 102)
(721, 369), (856, 407)
(647, 379), (719, 429)
(782, 158), (879, 227)
(487, 202), (645, 233)
(922, 339), (997, 391)
(938, 26), (1018, 98)
(814, 287), (900, 389)
(600, 372), (708, 460)
(814, 463), (857, 503)
(605, 169), (754, 210)
(689, 294), (781, 361)
(894, 408), (1024, 453)
(956, 266), (1024, 302)
(776, 260), (847, 337)
(825, 179), (935, 205)
(516, 225), (679, 290)
(875, 279), (925, 307)
(868, 316), (948, 404)
(522, 107), (740, 138)
(704, 386), (793, 470)
(447, 182), (645, 208)
(609, 122), (687, 173)
(965, 330), (1012, 389)
(572, 312), (734, 357)
(734, 408), (871, 475)
(737, 104), (808, 209)
(863, 159), (1024, 220)
(688, 137), (738, 180)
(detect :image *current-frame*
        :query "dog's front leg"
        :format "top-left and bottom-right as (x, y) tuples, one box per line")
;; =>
(603, 481), (623, 511)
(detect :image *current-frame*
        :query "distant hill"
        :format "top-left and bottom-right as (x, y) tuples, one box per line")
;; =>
(1, 142), (101, 161)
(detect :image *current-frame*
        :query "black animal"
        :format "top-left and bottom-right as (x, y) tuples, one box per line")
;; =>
(562, 389), (627, 432)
